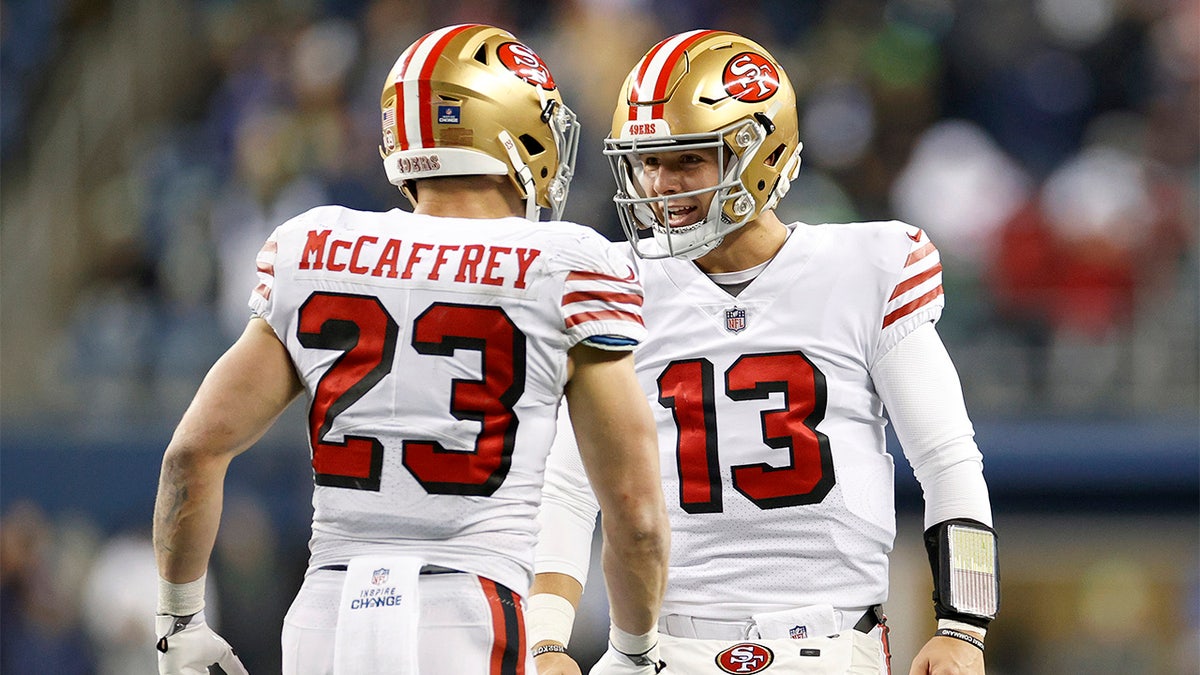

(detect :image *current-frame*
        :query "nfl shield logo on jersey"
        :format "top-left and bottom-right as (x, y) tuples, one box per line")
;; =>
(725, 307), (747, 333)
(371, 568), (389, 585)
(789, 624), (808, 639)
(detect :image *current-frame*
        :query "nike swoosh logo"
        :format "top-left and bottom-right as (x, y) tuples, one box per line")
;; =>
(907, 229), (923, 243)
(621, 265), (636, 281)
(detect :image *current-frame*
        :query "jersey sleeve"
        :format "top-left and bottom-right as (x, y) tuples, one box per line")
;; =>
(534, 400), (600, 585)
(872, 322), (992, 529)
(247, 227), (281, 321)
(874, 223), (945, 361)
(555, 232), (646, 351)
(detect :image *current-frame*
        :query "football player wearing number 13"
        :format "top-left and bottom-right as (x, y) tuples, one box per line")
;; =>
(152, 24), (669, 675)
(529, 30), (999, 675)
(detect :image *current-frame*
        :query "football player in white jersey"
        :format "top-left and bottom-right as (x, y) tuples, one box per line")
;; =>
(529, 30), (998, 675)
(152, 24), (669, 675)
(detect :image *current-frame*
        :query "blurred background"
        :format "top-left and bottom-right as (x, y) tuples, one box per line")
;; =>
(1, 0), (1196, 673)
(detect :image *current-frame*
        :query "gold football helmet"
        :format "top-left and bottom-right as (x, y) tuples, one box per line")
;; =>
(380, 24), (580, 221)
(605, 30), (802, 258)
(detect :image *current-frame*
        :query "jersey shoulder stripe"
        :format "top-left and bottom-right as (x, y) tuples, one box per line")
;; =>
(561, 289), (644, 307)
(562, 268), (645, 330)
(882, 227), (944, 329)
(552, 235), (645, 346)
(253, 238), (279, 301)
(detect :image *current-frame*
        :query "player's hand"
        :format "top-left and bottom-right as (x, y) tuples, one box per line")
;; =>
(534, 649), (583, 675)
(155, 611), (249, 675)
(588, 641), (666, 675)
(908, 633), (984, 675)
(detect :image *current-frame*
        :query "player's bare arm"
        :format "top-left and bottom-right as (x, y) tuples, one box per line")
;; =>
(153, 316), (303, 582)
(153, 316), (301, 675)
(564, 343), (669, 639)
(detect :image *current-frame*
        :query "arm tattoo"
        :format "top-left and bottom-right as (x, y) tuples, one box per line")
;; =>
(154, 475), (190, 555)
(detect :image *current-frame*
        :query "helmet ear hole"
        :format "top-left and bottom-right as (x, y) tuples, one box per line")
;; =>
(519, 134), (545, 156)
(757, 180), (766, 191)
(540, 167), (549, 178)
(765, 143), (786, 167)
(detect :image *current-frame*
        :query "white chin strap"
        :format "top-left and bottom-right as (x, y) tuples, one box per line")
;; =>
(667, 234), (724, 260)
(497, 130), (540, 221)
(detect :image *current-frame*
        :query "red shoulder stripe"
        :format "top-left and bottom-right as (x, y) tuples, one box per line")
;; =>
(882, 286), (943, 328)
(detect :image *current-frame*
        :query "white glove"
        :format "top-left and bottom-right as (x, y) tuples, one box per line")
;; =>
(588, 641), (666, 675)
(155, 610), (249, 675)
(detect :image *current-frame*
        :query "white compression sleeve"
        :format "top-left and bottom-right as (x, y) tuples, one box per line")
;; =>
(871, 322), (993, 529)
(534, 401), (601, 585)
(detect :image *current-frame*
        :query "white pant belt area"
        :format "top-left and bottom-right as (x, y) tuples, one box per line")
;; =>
(658, 604), (885, 640)
(317, 563), (461, 575)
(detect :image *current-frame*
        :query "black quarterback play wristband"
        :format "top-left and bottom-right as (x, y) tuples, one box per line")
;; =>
(924, 518), (999, 628)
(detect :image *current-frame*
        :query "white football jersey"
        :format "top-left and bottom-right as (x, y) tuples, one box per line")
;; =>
(541, 220), (946, 619)
(249, 205), (645, 597)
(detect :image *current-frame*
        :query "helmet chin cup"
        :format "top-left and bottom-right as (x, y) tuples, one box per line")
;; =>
(653, 231), (724, 260)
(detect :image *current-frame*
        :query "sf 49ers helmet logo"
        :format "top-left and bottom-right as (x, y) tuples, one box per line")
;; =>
(498, 42), (556, 90)
(722, 52), (779, 102)
(715, 643), (774, 673)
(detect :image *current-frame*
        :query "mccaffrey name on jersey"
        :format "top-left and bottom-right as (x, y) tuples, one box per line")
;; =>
(288, 227), (543, 290)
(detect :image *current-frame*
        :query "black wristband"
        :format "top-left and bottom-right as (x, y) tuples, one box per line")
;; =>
(532, 643), (568, 657)
(936, 628), (985, 652)
(923, 518), (999, 629)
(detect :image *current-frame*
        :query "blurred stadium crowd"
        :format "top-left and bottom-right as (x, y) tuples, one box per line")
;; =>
(1, 0), (1196, 673)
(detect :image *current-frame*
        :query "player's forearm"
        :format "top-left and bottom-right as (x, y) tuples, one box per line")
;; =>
(535, 421), (602, 586)
(565, 347), (669, 634)
(153, 443), (231, 583)
(153, 318), (302, 582)
(599, 508), (669, 635)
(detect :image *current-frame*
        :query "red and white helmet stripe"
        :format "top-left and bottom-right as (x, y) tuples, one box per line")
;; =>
(392, 24), (483, 150)
(627, 29), (725, 123)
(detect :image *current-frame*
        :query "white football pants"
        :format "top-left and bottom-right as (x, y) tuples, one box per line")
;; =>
(281, 568), (527, 675)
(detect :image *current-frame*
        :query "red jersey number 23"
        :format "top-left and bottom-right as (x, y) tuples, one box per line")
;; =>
(298, 292), (524, 496)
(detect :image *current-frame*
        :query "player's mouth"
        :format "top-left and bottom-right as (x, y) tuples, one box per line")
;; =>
(665, 203), (701, 229)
